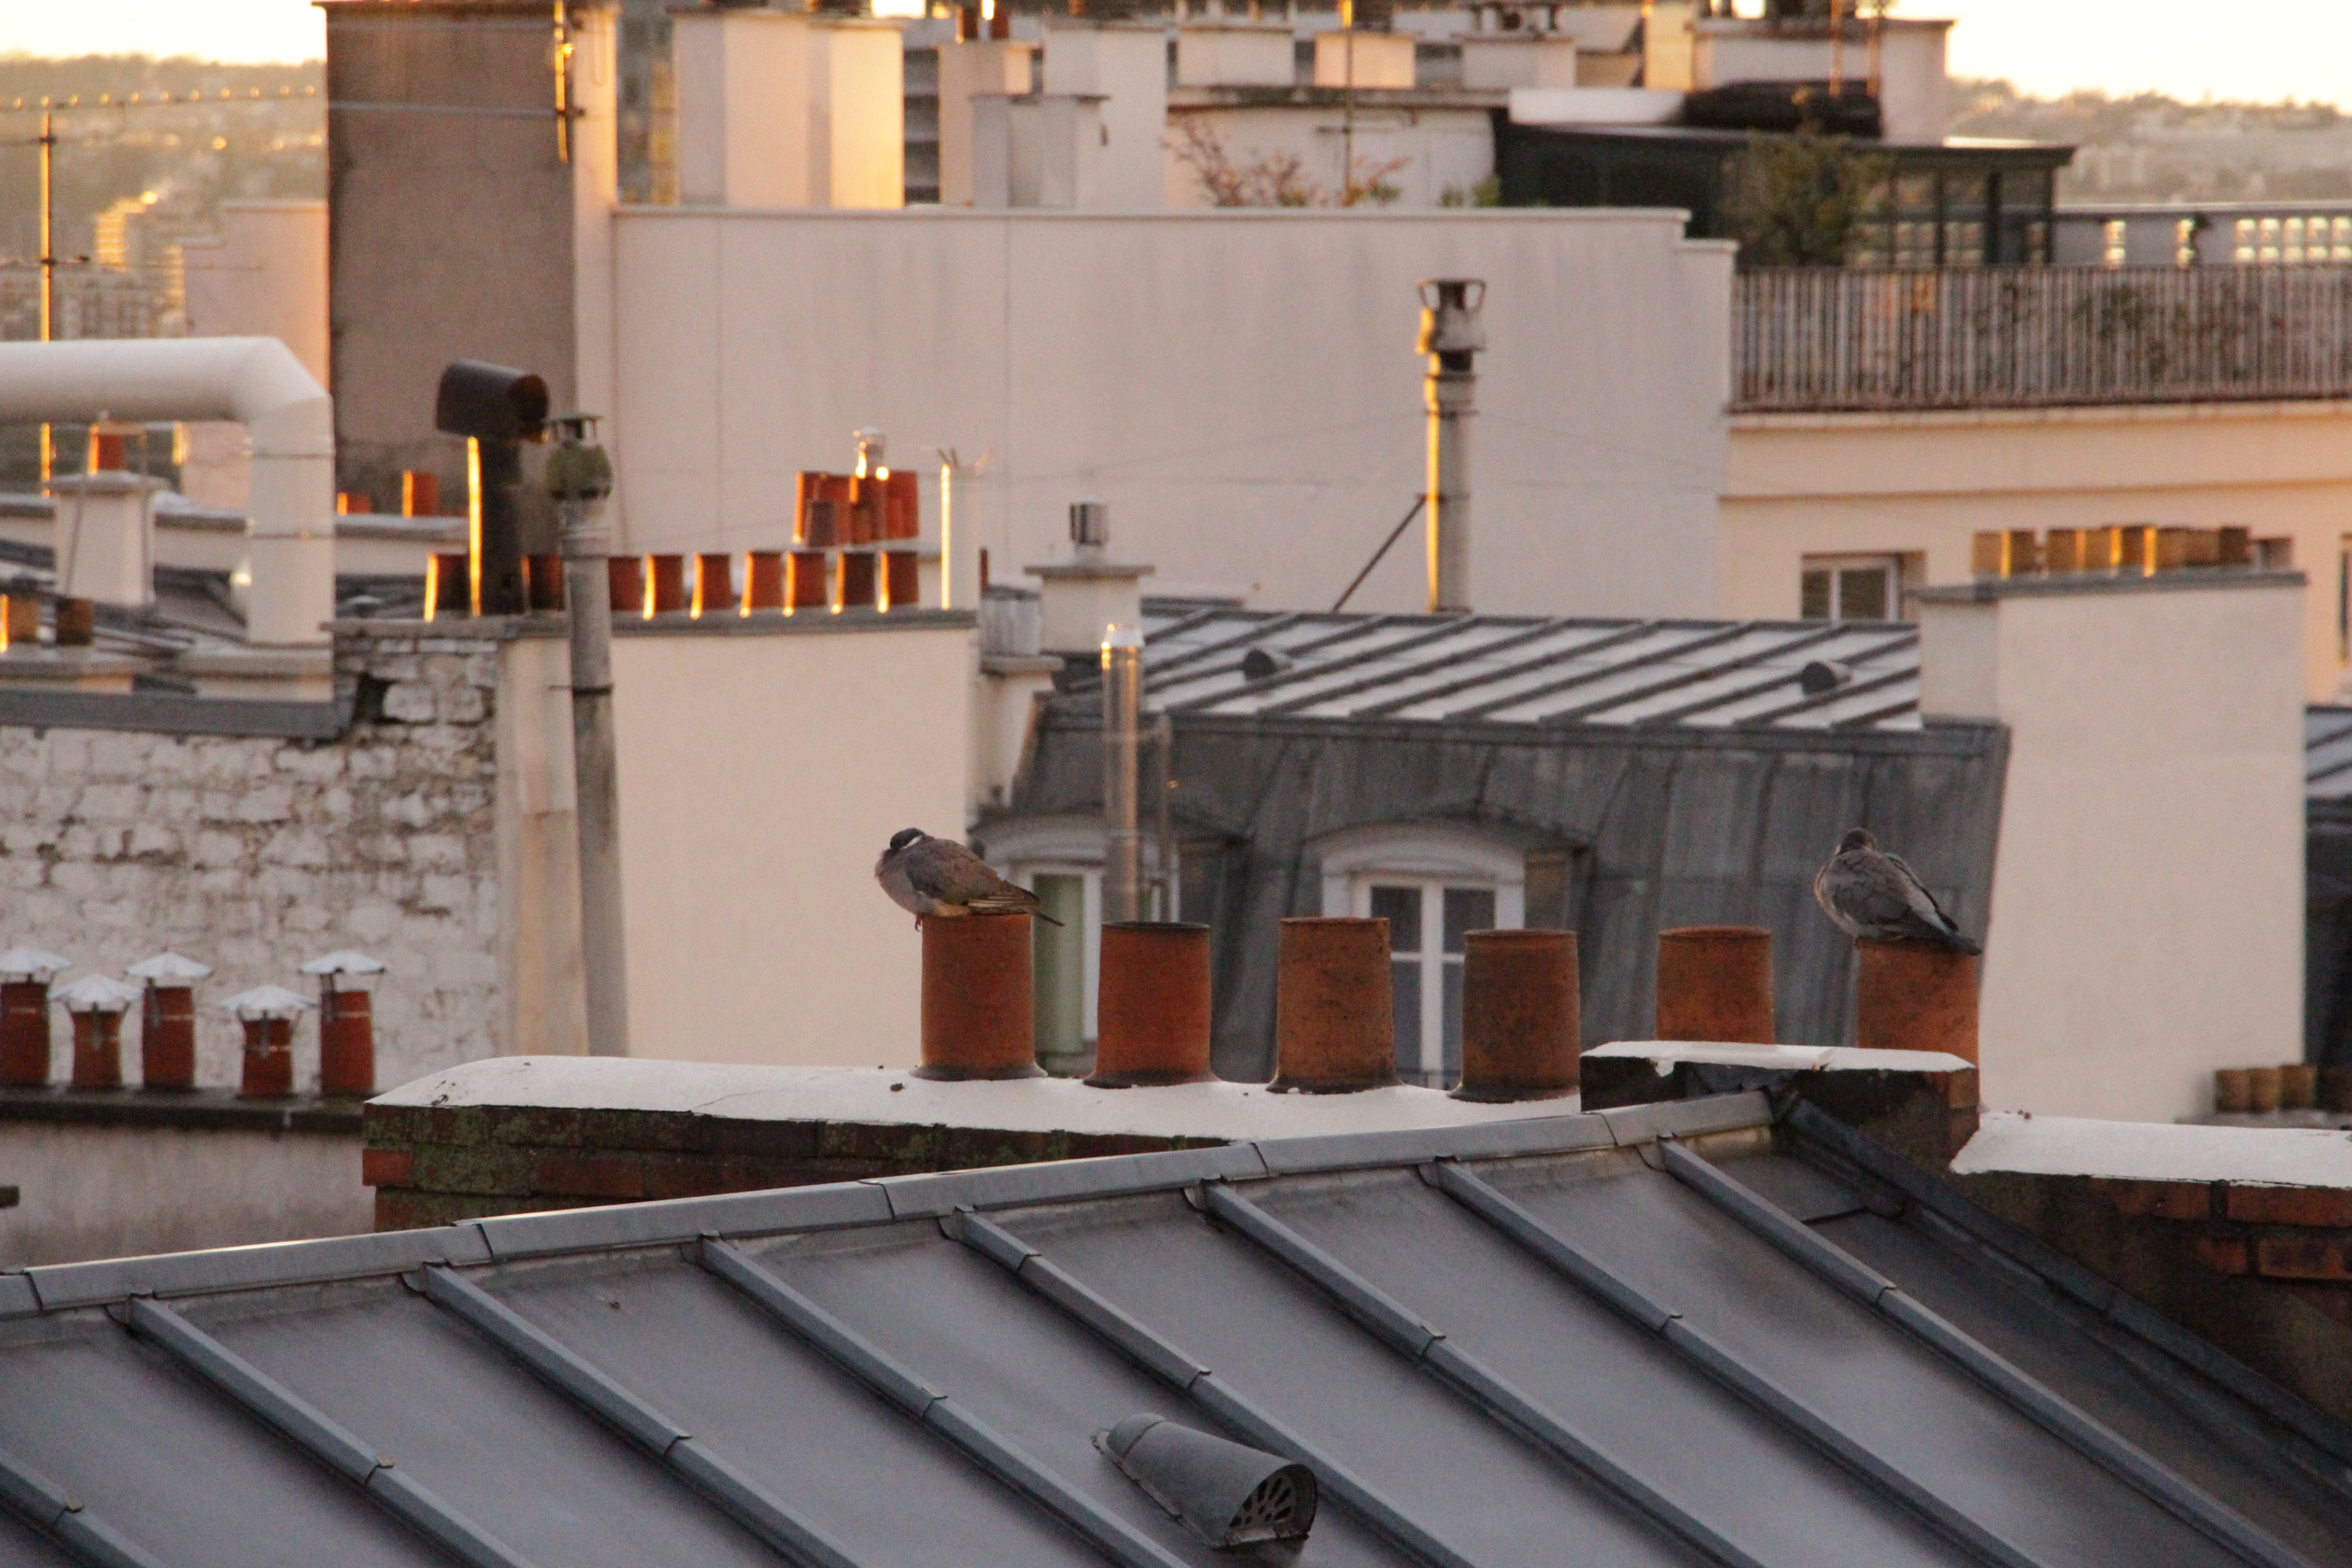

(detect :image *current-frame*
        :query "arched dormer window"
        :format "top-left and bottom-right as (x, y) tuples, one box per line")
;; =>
(1312, 823), (1531, 1088)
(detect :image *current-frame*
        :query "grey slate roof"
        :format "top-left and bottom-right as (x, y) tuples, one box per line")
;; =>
(1, 1092), (2347, 1568)
(1009, 610), (1998, 1076)
(2305, 707), (2352, 801)
(1134, 608), (1922, 731)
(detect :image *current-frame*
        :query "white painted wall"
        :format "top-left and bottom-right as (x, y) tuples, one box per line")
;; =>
(672, 10), (902, 209)
(1918, 576), (2305, 1122)
(605, 208), (1733, 620)
(606, 620), (974, 1068)
(0, 1122), (370, 1267)
(1043, 22), (1168, 211)
(1720, 401), (2352, 702)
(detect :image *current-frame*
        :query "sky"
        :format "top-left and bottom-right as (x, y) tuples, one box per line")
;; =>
(1, 0), (2350, 105)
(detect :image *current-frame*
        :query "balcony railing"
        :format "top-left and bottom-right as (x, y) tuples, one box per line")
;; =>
(1733, 265), (2352, 413)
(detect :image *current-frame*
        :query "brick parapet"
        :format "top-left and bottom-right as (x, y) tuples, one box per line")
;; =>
(2087, 1176), (2352, 1283)
(363, 1101), (1224, 1230)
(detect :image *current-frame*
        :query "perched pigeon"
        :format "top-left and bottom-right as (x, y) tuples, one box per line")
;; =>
(874, 828), (1063, 927)
(1812, 829), (1980, 954)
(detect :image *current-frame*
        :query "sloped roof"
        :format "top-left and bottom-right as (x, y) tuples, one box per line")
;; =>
(0, 1093), (2346, 1567)
(1135, 608), (1923, 731)
(2306, 707), (2352, 800)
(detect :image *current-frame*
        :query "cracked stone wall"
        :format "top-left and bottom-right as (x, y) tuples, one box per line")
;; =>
(0, 630), (504, 1092)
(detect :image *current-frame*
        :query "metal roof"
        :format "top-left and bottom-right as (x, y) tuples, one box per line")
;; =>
(1, 1092), (2347, 1568)
(1133, 608), (1923, 732)
(2305, 707), (2352, 801)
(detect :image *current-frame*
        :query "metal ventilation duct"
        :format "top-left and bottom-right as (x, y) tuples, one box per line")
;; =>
(1094, 1412), (1318, 1549)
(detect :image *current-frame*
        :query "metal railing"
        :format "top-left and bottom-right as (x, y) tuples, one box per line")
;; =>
(1733, 264), (2352, 412)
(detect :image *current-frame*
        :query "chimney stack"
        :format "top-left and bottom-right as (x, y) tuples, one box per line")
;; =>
(1089, 921), (1216, 1086)
(302, 950), (387, 1096)
(1417, 279), (1485, 614)
(918, 913), (1044, 1079)
(127, 951), (211, 1090)
(1455, 929), (1579, 1101)
(54, 975), (140, 1091)
(1270, 917), (1399, 1093)
(223, 985), (313, 1099)
(0, 948), (71, 1087)
(1654, 926), (1774, 1044)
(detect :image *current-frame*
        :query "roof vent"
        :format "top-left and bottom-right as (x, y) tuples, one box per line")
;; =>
(1240, 647), (1293, 681)
(1798, 659), (1852, 696)
(1094, 1412), (1318, 1550)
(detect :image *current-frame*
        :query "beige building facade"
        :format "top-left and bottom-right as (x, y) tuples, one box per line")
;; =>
(1721, 399), (2352, 702)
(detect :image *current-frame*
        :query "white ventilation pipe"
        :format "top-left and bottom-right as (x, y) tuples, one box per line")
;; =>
(0, 337), (334, 646)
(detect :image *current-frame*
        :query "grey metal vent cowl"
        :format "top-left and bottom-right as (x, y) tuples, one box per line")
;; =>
(1095, 1413), (1318, 1550)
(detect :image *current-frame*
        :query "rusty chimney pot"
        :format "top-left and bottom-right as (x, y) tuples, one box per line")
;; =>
(0, 948), (71, 1087)
(1271, 917), (1398, 1093)
(1089, 921), (1216, 1088)
(1455, 929), (1579, 1102)
(645, 554), (687, 616)
(1853, 939), (1979, 1065)
(303, 950), (386, 1097)
(607, 556), (643, 613)
(918, 913), (1044, 1080)
(128, 952), (210, 1090)
(54, 976), (138, 1090)
(223, 985), (313, 1098)
(1655, 926), (1774, 1043)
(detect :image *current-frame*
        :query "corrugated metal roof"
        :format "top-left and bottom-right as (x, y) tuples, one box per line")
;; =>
(1136, 608), (1922, 732)
(2306, 707), (2352, 800)
(1, 1093), (2346, 1568)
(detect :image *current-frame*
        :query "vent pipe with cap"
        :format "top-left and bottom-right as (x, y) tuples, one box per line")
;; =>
(1417, 278), (1485, 614)
(1102, 621), (1145, 924)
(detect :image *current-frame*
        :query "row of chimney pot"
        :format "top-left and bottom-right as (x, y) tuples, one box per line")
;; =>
(423, 549), (924, 622)
(916, 916), (1980, 1094)
(0, 947), (385, 1099)
(2215, 1063), (2352, 1115)
(336, 469), (443, 519)
(1972, 524), (2292, 579)
(0, 590), (95, 651)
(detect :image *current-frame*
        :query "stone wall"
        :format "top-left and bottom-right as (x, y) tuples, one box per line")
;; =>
(0, 627), (503, 1092)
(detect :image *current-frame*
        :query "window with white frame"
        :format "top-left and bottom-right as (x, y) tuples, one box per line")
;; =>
(1315, 824), (1526, 1089)
(1799, 554), (1904, 623)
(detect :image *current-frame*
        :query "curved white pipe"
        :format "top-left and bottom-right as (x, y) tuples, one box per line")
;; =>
(0, 337), (335, 646)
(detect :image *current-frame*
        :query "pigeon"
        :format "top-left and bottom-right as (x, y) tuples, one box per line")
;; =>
(1812, 828), (1980, 954)
(874, 828), (1063, 927)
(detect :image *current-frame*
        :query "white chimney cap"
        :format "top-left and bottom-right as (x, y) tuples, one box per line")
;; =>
(52, 975), (141, 1014)
(0, 948), (72, 982)
(127, 952), (214, 981)
(300, 950), (387, 977)
(220, 985), (315, 1020)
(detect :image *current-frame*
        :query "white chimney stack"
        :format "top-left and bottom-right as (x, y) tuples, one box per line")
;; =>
(671, 9), (904, 208)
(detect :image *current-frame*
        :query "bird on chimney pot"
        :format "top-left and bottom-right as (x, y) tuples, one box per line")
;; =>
(1812, 828), (1980, 954)
(875, 828), (1063, 927)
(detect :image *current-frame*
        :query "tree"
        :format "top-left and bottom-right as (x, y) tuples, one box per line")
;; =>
(1721, 120), (1891, 269)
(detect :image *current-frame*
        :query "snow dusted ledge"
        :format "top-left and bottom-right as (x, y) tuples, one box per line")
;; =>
(1954, 1110), (2352, 1191)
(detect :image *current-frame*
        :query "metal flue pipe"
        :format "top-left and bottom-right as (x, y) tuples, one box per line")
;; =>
(1417, 279), (1486, 614)
(1102, 624), (1145, 924)
(548, 414), (631, 1058)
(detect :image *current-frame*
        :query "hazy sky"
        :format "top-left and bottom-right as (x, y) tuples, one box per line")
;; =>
(2, 1), (2349, 104)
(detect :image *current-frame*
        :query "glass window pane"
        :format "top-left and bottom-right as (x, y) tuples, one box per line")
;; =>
(1441, 959), (1464, 1087)
(1392, 959), (1422, 1078)
(1838, 567), (1891, 622)
(1800, 569), (1831, 620)
(1442, 887), (1494, 955)
(1032, 875), (1087, 1063)
(1371, 883), (1421, 954)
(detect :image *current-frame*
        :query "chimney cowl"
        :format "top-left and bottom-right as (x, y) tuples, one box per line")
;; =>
(1416, 278), (1488, 357)
(1095, 1413), (1318, 1549)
